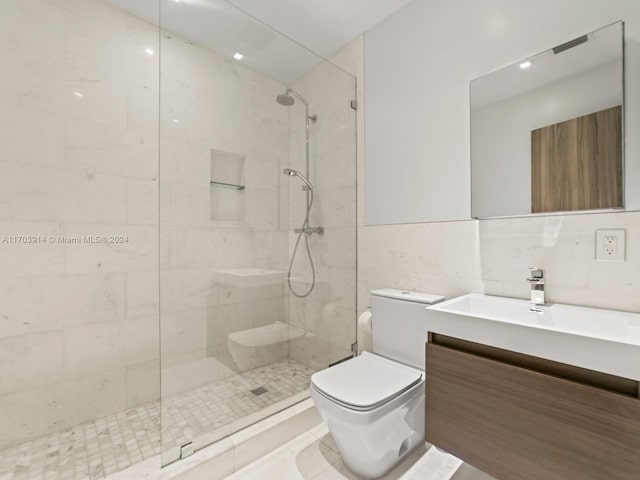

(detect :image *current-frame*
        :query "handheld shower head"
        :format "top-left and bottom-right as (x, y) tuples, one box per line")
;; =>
(283, 168), (313, 192)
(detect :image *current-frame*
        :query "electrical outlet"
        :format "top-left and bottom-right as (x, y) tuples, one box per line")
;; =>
(595, 229), (625, 262)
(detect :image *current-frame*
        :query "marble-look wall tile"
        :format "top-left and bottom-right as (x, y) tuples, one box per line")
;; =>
(128, 179), (159, 225)
(0, 222), (65, 277)
(127, 270), (159, 320)
(480, 211), (640, 311)
(0, 163), (128, 224)
(64, 119), (158, 180)
(63, 316), (158, 378)
(174, 307), (208, 355)
(161, 268), (215, 313)
(0, 49), (65, 113)
(63, 57), (128, 128)
(126, 360), (160, 409)
(0, 332), (65, 396)
(251, 230), (288, 270)
(63, 224), (157, 274)
(0, 102), (65, 168)
(0, 0), (65, 59)
(124, 15), (160, 89)
(160, 138), (210, 188)
(0, 273), (126, 338)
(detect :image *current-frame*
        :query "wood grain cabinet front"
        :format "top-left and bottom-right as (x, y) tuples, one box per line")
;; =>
(425, 335), (640, 480)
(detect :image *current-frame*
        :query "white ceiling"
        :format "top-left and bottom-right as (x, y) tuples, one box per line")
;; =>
(227, 0), (414, 58)
(104, 0), (414, 83)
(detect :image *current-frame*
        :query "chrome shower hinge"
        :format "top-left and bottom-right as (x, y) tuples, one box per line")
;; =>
(350, 100), (357, 110)
(180, 442), (194, 459)
(351, 342), (358, 355)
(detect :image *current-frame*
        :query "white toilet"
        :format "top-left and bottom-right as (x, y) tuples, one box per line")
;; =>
(310, 288), (444, 479)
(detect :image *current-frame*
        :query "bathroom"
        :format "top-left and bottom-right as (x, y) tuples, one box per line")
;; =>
(0, 0), (638, 479)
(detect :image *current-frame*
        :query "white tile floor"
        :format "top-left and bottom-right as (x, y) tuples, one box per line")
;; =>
(0, 359), (314, 480)
(224, 423), (496, 480)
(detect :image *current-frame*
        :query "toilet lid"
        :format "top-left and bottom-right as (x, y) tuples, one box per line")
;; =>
(311, 352), (423, 411)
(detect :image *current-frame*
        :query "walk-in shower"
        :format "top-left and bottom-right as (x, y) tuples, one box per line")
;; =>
(278, 89), (323, 298)
(0, 0), (356, 476)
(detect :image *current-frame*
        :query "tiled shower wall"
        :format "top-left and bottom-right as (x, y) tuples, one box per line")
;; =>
(0, 0), (290, 449)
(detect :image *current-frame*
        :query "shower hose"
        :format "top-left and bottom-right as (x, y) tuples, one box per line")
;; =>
(287, 188), (316, 298)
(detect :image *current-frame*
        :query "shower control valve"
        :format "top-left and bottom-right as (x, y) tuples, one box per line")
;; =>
(294, 226), (324, 236)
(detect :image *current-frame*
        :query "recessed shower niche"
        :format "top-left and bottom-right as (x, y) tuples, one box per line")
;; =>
(210, 148), (246, 222)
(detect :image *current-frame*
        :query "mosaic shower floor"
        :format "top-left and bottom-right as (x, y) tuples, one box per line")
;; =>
(0, 359), (315, 480)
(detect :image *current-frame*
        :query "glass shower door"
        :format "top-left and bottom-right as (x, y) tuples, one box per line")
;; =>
(158, 0), (356, 465)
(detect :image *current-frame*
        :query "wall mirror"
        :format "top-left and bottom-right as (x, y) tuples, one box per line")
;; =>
(471, 22), (625, 219)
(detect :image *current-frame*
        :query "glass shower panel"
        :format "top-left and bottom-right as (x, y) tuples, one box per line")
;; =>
(159, 0), (356, 465)
(0, 0), (161, 477)
(286, 62), (358, 370)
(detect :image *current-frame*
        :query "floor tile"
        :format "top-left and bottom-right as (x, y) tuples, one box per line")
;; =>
(0, 359), (313, 480)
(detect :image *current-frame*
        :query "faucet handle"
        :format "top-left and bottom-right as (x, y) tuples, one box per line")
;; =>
(527, 267), (544, 282)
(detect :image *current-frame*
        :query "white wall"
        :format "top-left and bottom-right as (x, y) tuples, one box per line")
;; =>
(354, 0), (640, 317)
(472, 61), (622, 217)
(364, 0), (640, 225)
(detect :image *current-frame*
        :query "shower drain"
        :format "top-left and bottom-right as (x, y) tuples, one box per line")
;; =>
(251, 386), (268, 396)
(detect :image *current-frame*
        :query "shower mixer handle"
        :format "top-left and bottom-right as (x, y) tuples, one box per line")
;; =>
(294, 226), (324, 236)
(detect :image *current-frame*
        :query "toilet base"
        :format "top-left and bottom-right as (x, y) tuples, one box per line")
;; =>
(311, 380), (425, 479)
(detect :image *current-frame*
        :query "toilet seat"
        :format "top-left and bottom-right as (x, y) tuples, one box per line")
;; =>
(310, 352), (423, 412)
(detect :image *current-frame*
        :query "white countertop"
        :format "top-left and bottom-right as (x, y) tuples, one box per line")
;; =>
(426, 293), (640, 381)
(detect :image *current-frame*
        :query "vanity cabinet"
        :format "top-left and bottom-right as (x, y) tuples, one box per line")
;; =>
(425, 334), (640, 480)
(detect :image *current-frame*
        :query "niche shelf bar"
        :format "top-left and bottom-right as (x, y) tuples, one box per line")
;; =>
(210, 181), (245, 190)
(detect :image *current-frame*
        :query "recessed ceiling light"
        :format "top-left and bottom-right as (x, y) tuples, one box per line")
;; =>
(145, 48), (154, 56)
(233, 52), (244, 60)
(520, 60), (532, 69)
(172, 119), (180, 123)
(74, 92), (84, 98)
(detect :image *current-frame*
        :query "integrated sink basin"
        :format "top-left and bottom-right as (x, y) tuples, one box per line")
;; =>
(426, 293), (640, 380)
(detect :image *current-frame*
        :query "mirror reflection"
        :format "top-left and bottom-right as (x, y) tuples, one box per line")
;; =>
(471, 22), (624, 218)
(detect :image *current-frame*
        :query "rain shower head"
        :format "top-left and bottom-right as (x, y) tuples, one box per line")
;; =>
(276, 88), (317, 123)
(276, 93), (295, 106)
(283, 168), (314, 192)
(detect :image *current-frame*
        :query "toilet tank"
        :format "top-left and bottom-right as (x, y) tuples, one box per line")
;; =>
(371, 289), (444, 369)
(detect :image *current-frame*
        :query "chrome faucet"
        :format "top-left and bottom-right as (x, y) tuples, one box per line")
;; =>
(526, 267), (546, 309)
